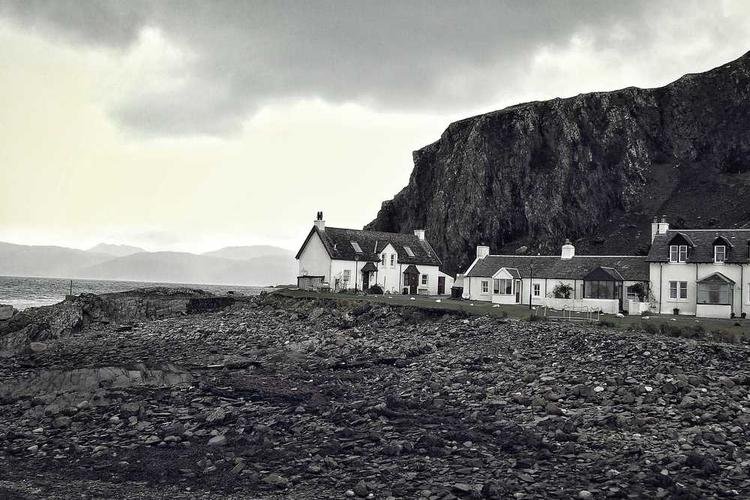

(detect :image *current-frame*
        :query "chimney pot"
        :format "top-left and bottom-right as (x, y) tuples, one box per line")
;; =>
(314, 211), (325, 231)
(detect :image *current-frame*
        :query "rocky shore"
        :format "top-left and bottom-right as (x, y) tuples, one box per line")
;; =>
(2, 289), (750, 499)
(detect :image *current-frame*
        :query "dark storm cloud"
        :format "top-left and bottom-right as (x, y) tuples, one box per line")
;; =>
(0, 0), (736, 135)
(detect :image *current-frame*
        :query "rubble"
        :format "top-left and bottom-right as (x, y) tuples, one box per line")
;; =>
(1, 291), (750, 498)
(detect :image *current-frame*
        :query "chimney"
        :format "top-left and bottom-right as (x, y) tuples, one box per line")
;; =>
(414, 229), (426, 241)
(314, 211), (325, 231)
(561, 238), (575, 260)
(476, 245), (490, 259)
(650, 215), (669, 242)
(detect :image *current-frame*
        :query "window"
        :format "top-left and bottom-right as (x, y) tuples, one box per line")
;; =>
(533, 283), (541, 296)
(698, 282), (731, 305)
(390, 254), (395, 267)
(421, 274), (428, 285)
(404, 246), (415, 257)
(585, 281), (615, 299)
(350, 241), (362, 253)
(481, 280), (489, 293)
(669, 281), (688, 300)
(494, 279), (512, 295)
(343, 270), (351, 282)
(669, 245), (688, 262)
(381, 254), (386, 265)
(715, 245), (726, 263)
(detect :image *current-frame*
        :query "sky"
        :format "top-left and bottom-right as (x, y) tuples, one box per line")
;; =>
(0, 1), (749, 253)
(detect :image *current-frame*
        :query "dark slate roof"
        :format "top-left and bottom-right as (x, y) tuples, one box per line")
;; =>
(465, 255), (649, 281)
(296, 226), (442, 266)
(583, 266), (625, 281)
(647, 229), (750, 263)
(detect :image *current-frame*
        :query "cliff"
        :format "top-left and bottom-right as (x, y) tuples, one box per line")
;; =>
(366, 51), (750, 275)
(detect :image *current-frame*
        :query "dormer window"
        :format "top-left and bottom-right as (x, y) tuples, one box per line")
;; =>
(669, 245), (688, 263)
(714, 245), (726, 263)
(350, 241), (362, 253)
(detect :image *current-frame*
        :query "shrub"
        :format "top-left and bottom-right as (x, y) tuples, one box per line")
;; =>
(712, 329), (741, 344)
(628, 283), (646, 301)
(673, 308), (680, 316)
(731, 312), (736, 319)
(641, 311), (651, 317)
(598, 319), (616, 328)
(527, 313), (548, 322)
(367, 284), (384, 295)
(552, 283), (574, 299)
(500, 310), (509, 319)
(643, 322), (659, 335)
(743, 312), (747, 319)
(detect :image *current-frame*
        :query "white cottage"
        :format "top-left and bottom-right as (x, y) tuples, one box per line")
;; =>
(647, 217), (750, 319)
(296, 212), (454, 295)
(462, 241), (650, 314)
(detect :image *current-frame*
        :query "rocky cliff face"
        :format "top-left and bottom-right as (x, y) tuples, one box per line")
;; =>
(367, 51), (750, 274)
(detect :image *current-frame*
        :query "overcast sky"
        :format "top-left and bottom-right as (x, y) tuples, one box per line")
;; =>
(1, 1), (748, 252)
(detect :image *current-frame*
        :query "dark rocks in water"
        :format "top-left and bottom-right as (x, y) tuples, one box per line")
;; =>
(367, 51), (750, 274)
(0, 288), (235, 352)
(0, 305), (16, 321)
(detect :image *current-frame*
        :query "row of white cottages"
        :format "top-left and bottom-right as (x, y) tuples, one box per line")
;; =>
(296, 213), (750, 319)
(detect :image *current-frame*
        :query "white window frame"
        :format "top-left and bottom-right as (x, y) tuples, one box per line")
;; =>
(343, 270), (351, 282)
(669, 245), (688, 263)
(390, 254), (395, 267)
(481, 280), (489, 293)
(669, 280), (688, 301)
(533, 283), (541, 297)
(714, 245), (726, 263)
(421, 274), (428, 285)
(494, 278), (513, 295)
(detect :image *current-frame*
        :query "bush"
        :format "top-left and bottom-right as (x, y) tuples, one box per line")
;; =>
(731, 312), (736, 319)
(641, 311), (651, 317)
(552, 283), (574, 299)
(628, 283), (647, 301)
(527, 314), (548, 322)
(712, 329), (741, 344)
(743, 312), (747, 319)
(500, 310), (509, 319)
(643, 322), (659, 335)
(673, 308), (680, 315)
(598, 319), (616, 328)
(367, 284), (384, 295)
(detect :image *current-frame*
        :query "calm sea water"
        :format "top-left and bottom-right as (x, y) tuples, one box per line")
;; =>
(0, 276), (269, 310)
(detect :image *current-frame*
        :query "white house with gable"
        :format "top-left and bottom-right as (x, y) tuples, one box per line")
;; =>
(646, 217), (750, 319)
(296, 212), (454, 295)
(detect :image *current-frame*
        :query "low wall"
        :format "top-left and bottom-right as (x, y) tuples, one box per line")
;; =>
(625, 300), (650, 315)
(696, 303), (732, 319)
(542, 297), (619, 314)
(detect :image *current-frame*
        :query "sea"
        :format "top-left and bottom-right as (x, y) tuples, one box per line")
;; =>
(0, 275), (270, 310)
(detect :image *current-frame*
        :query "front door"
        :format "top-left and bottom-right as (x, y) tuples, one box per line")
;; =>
(438, 276), (445, 295)
(515, 279), (522, 303)
(405, 273), (418, 294)
(362, 271), (370, 291)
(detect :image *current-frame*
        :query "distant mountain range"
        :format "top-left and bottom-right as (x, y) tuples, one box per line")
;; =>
(0, 242), (296, 286)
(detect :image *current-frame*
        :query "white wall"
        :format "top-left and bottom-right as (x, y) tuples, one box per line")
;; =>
(651, 262), (748, 317)
(297, 231), (331, 281)
(542, 297), (620, 314)
(696, 304), (732, 319)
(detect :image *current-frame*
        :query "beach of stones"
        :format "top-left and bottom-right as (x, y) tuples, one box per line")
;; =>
(1, 291), (750, 499)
